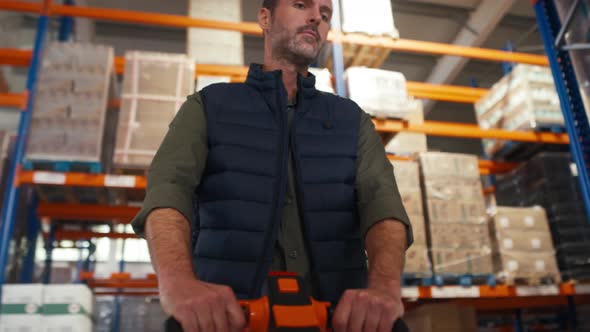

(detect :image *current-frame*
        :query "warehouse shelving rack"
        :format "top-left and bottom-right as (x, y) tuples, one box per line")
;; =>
(1, 0), (590, 326)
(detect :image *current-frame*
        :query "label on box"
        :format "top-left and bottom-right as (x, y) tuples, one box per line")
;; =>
(499, 217), (510, 228)
(535, 260), (546, 271)
(401, 287), (419, 298)
(507, 260), (519, 271)
(571, 163), (578, 177)
(531, 238), (541, 249)
(104, 175), (136, 188)
(516, 285), (559, 296)
(33, 172), (66, 185)
(431, 286), (479, 298)
(524, 216), (535, 227)
(503, 239), (514, 249)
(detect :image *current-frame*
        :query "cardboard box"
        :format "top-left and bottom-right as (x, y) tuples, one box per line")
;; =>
(187, 0), (243, 65)
(404, 244), (431, 275)
(26, 42), (115, 164)
(419, 152), (480, 179)
(386, 99), (427, 155)
(493, 206), (551, 232)
(340, 0), (399, 37)
(494, 229), (555, 252)
(429, 223), (491, 250)
(391, 160), (421, 189)
(495, 251), (560, 281)
(0, 284), (44, 332)
(42, 285), (94, 332)
(400, 190), (424, 217)
(345, 67), (408, 118)
(114, 51), (195, 168)
(431, 248), (494, 275)
(409, 214), (427, 246)
(404, 303), (478, 332)
(426, 199), (486, 224)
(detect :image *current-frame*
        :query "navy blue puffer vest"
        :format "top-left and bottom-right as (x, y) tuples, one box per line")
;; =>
(194, 64), (367, 304)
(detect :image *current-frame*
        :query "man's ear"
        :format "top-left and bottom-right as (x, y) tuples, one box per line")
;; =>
(258, 7), (271, 31)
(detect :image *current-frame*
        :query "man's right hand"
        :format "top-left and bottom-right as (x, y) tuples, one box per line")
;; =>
(159, 276), (247, 332)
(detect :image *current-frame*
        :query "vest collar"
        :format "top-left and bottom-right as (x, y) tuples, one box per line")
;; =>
(245, 63), (318, 99)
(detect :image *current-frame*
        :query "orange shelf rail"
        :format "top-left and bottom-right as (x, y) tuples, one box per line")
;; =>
(52, 230), (138, 241)
(3, 50), (489, 103)
(38, 203), (139, 223)
(17, 171), (147, 188)
(0, 1), (549, 66)
(373, 119), (570, 144)
(0, 92), (28, 109)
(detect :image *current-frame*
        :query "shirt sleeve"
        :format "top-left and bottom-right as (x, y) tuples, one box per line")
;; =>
(131, 93), (208, 237)
(355, 111), (414, 248)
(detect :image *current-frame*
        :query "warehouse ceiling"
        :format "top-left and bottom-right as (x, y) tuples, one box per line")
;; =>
(3, 0), (546, 154)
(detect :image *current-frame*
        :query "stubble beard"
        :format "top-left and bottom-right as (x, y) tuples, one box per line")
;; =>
(269, 24), (320, 68)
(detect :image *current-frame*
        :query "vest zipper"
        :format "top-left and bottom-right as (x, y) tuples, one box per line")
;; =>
(251, 78), (290, 298)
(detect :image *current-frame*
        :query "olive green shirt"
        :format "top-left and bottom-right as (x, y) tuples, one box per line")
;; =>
(131, 92), (413, 291)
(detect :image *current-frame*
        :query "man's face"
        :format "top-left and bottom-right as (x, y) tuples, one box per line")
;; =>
(266, 0), (332, 66)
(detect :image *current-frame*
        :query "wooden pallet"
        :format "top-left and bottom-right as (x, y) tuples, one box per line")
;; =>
(498, 274), (562, 286)
(326, 41), (391, 69)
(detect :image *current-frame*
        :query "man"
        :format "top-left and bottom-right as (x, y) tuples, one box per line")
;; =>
(131, 1), (413, 331)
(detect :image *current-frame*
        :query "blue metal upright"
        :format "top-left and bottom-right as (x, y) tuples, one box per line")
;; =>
(534, 0), (590, 224)
(18, 192), (40, 283)
(0, 0), (52, 299)
(330, 0), (346, 97)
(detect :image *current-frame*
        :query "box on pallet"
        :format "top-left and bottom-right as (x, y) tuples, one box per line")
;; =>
(0, 284), (44, 332)
(490, 206), (560, 283)
(404, 244), (431, 275)
(345, 67), (408, 118)
(385, 99), (427, 155)
(114, 51), (195, 169)
(340, 0), (399, 37)
(187, 0), (243, 65)
(404, 303), (478, 332)
(475, 64), (562, 156)
(25, 42), (115, 167)
(42, 285), (94, 332)
(429, 223), (491, 250)
(431, 248), (494, 275)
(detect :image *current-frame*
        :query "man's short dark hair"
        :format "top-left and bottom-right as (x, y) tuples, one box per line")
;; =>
(262, 0), (278, 12)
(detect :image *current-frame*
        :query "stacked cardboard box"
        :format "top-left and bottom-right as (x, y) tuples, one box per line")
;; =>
(404, 303), (478, 332)
(475, 64), (562, 156)
(495, 152), (590, 280)
(391, 160), (430, 275)
(491, 206), (560, 283)
(385, 99), (427, 155)
(419, 152), (493, 275)
(340, 0), (399, 37)
(25, 42), (115, 166)
(308, 67), (335, 94)
(345, 67), (408, 118)
(114, 51), (195, 168)
(187, 0), (243, 65)
(0, 284), (93, 332)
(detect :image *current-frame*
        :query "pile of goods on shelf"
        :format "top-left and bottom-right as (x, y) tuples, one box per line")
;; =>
(95, 295), (166, 332)
(385, 99), (427, 155)
(114, 51), (195, 169)
(0, 284), (93, 331)
(418, 152), (493, 277)
(391, 160), (430, 277)
(25, 42), (117, 173)
(404, 303), (478, 332)
(187, 0), (243, 66)
(489, 206), (560, 284)
(475, 64), (563, 157)
(495, 152), (590, 281)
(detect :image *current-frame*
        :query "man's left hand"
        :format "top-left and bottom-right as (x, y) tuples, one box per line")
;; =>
(331, 282), (404, 332)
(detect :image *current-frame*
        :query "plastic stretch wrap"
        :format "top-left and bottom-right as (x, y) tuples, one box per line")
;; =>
(391, 160), (430, 275)
(419, 152), (493, 275)
(340, 0), (399, 37)
(345, 67), (408, 118)
(385, 99), (427, 155)
(25, 42), (115, 164)
(114, 51), (195, 168)
(491, 206), (560, 282)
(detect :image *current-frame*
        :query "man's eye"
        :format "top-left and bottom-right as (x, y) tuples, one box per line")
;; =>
(322, 14), (329, 22)
(294, 2), (305, 9)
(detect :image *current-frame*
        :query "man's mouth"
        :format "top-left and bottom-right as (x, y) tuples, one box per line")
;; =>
(299, 29), (319, 41)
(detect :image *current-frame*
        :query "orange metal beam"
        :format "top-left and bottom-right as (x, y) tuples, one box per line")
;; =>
(0, 48), (33, 67)
(0, 92), (27, 109)
(0, 1), (548, 65)
(373, 119), (570, 144)
(38, 203), (139, 222)
(53, 230), (138, 241)
(18, 171), (147, 188)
